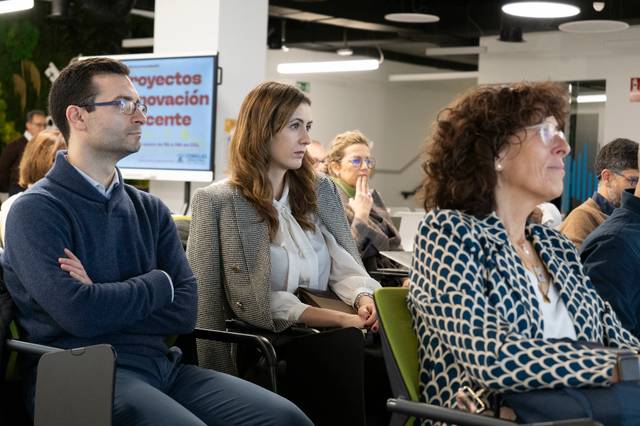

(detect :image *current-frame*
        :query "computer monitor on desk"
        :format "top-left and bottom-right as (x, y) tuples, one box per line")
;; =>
(394, 211), (425, 252)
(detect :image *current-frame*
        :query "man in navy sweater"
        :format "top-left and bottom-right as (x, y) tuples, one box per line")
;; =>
(3, 57), (310, 425)
(581, 183), (640, 339)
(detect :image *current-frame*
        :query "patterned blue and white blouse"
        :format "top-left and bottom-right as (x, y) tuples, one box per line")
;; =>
(408, 209), (640, 409)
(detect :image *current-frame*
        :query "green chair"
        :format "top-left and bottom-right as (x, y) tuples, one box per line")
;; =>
(375, 287), (420, 426)
(375, 288), (601, 426)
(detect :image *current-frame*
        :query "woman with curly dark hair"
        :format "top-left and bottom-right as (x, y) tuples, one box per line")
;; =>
(408, 81), (640, 424)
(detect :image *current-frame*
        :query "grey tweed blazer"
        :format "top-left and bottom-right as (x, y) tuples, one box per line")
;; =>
(187, 174), (364, 372)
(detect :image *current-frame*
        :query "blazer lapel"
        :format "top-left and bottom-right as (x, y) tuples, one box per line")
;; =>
(231, 189), (270, 276)
(481, 215), (543, 336)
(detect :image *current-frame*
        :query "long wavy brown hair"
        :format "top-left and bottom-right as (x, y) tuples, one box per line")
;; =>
(229, 81), (317, 240)
(421, 81), (569, 217)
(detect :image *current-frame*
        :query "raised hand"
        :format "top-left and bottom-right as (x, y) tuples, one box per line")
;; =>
(348, 175), (373, 222)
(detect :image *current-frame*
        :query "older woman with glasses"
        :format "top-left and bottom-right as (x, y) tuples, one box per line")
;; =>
(409, 81), (640, 424)
(326, 130), (408, 286)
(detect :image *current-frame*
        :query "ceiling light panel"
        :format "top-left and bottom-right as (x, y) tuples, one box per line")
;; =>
(559, 20), (628, 33)
(319, 18), (400, 32)
(277, 59), (380, 74)
(286, 11), (332, 21)
(0, 0), (33, 14)
(502, 2), (580, 18)
(385, 13), (439, 23)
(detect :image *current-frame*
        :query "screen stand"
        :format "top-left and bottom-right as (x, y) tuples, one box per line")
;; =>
(182, 181), (191, 215)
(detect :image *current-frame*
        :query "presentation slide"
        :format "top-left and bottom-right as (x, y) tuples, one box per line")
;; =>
(115, 54), (217, 173)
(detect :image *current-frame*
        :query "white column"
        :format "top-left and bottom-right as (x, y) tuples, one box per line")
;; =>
(151, 0), (268, 213)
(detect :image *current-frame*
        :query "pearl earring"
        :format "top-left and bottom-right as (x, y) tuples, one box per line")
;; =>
(495, 163), (504, 171)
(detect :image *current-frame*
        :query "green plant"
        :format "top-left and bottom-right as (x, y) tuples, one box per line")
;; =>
(0, 83), (19, 147)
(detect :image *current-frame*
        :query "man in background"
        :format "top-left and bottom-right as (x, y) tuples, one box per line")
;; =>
(559, 138), (638, 248)
(582, 146), (640, 338)
(0, 110), (47, 195)
(307, 139), (327, 173)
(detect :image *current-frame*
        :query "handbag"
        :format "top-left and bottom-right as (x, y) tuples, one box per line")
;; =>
(295, 287), (356, 315)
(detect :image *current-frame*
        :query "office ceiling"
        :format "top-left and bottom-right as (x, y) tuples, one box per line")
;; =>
(267, 0), (640, 71)
(33, 1), (640, 71)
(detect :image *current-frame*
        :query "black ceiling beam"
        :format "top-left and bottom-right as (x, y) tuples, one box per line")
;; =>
(380, 49), (476, 71)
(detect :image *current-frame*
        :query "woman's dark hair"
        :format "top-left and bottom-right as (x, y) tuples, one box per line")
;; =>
(420, 81), (569, 216)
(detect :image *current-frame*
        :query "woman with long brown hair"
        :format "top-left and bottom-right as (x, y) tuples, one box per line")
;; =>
(188, 81), (381, 425)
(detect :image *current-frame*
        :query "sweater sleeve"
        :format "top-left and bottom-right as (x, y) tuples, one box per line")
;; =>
(558, 206), (601, 249)
(124, 201), (197, 336)
(581, 232), (640, 340)
(350, 191), (401, 256)
(409, 211), (618, 393)
(4, 194), (173, 338)
(322, 224), (380, 306)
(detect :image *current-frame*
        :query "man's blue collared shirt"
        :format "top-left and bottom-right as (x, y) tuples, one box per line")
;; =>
(592, 191), (616, 216)
(69, 163), (120, 199)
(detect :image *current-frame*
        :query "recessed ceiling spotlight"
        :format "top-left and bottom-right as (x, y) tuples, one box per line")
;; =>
(559, 20), (628, 33)
(384, 13), (440, 23)
(336, 29), (354, 57)
(502, 2), (580, 18)
(336, 47), (354, 56)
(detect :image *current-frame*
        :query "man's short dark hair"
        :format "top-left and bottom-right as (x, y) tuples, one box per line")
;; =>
(26, 110), (46, 123)
(595, 138), (639, 179)
(48, 57), (130, 142)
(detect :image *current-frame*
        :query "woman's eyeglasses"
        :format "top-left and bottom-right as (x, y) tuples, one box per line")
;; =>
(345, 157), (376, 169)
(525, 121), (565, 146)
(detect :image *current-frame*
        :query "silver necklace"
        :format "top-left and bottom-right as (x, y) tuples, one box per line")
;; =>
(512, 238), (551, 303)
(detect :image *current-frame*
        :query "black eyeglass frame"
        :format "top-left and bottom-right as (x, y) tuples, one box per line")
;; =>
(78, 99), (148, 115)
(610, 169), (639, 186)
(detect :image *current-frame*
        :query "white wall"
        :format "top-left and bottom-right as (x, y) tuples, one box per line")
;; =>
(267, 49), (476, 207)
(151, 0), (268, 213)
(479, 25), (640, 146)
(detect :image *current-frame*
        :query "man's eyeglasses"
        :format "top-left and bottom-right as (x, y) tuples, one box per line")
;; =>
(611, 170), (639, 187)
(345, 157), (376, 169)
(78, 99), (148, 115)
(525, 121), (565, 146)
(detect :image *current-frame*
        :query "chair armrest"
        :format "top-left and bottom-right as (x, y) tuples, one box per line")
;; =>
(4, 339), (115, 426)
(192, 327), (277, 369)
(387, 399), (602, 426)
(387, 398), (516, 426)
(6, 339), (62, 356)
(192, 327), (279, 393)
(225, 318), (319, 337)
